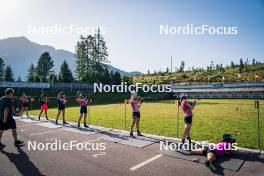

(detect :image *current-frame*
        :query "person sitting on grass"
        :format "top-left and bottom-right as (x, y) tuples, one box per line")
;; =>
(77, 92), (90, 128)
(181, 134), (236, 173)
(129, 91), (143, 138)
(55, 92), (67, 125)
(0, 88), (24, 148)
(38, 94), (49, 120)
(19, 93), (30, 118)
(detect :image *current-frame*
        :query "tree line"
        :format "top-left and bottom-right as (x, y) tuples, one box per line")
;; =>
(148, 58), (263, 76)
(0, 58), (15, 81)
(74, 28), (121, 84)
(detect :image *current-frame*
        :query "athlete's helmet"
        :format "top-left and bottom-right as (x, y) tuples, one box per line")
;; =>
(179, 93), (188, 99)
(223, 133), (236, 143)
(131, 91), (137, 97)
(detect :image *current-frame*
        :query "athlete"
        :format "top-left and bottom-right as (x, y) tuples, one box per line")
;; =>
(77, 92), (90, 128)
(55, 92), (67, 125)
(19, 93), (30, 118)
(182, 134), (236, 173)
(0, 88), (24, 148)
(180, 93), (195, 146)
(130, 91), (143, 138)
(38, 94), (49, 120)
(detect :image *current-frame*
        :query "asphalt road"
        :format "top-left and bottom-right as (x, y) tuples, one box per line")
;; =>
(0, 118), (263, 176)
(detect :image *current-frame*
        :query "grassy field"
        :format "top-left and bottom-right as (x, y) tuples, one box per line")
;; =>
(29, 99), (264, 149)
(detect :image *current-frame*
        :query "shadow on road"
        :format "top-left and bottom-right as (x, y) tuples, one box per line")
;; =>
(0, 145), (45, 176)
(245, 152), (264, 164)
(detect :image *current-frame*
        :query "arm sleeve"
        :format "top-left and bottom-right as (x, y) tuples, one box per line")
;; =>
(5, 98), (13, 109)
(181, 101), (186, 108)
(130, 99), (136, 104)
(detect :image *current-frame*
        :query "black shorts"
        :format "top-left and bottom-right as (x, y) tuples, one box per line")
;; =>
(202, 146), (216, 156)
(58, 105), (65, 110)
(80, 106), (87, 114)
(184, 116), (192, 124)
(22, 103), (29, 108)
(0, 119), (17, 131)
(132, 112), (140, 119)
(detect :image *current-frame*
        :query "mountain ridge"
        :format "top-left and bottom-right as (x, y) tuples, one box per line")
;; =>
(0, 36), (142, 80)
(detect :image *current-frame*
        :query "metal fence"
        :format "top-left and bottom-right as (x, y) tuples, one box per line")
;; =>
(0, 82), (50, 88)
(1, 81), (264, 98)
(0, 81), (94, 92)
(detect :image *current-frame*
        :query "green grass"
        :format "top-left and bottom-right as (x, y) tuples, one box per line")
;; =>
(28, 99), (264, 149)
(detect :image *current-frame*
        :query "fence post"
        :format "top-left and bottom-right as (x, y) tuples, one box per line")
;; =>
(255, 101), (261, 150)
(88, 105), (91, 125)
(124, 99), (127, 130)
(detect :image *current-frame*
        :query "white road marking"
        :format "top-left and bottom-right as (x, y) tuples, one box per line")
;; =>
(18, 125), (33, 128)
(30, 130), (63, 136)
(130, 154), (163, 171)
(92, 152), (106, 158)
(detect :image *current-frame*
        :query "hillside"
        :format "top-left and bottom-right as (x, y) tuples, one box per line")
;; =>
(133, 64), (264, 84)
(0, 37), (75, 80)
(0, 36), (142, 80)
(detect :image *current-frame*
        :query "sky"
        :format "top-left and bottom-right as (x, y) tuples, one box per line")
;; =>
(0, 0), (263, 73)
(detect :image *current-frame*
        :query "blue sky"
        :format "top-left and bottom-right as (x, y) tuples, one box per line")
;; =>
(0, 0), (263, 73)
